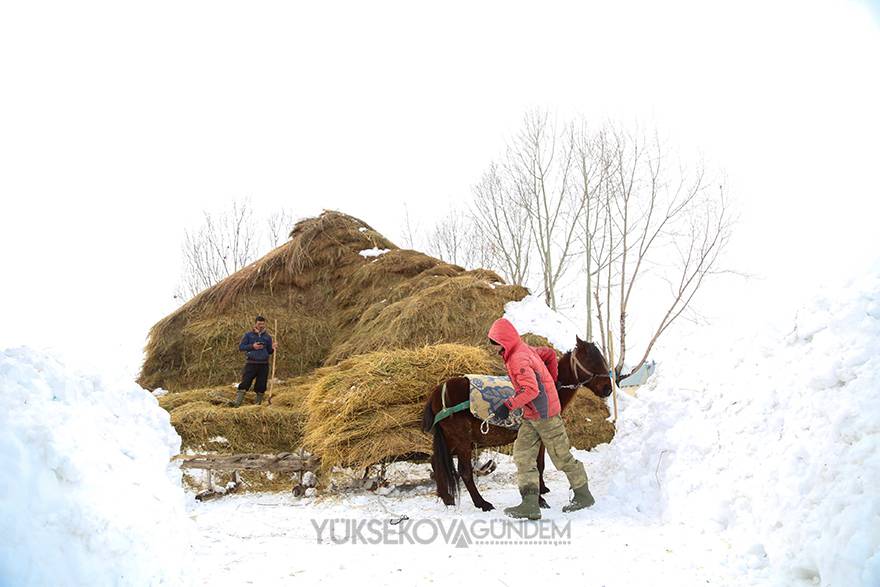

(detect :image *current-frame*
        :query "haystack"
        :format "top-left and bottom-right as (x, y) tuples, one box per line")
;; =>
(139, 211), (527, 391)
(144, 209), (615, 476)
(303, 344), (501, 472)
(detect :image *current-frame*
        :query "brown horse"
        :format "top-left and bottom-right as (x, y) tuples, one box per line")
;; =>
(421, 337), (613, 511)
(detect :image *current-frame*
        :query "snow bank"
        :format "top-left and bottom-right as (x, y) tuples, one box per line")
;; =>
(588, 271), (880, 586)
(0, 348), (194, 586)
(503, 294), (580, 351)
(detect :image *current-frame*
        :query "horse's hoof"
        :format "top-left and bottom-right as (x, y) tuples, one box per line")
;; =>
(479, 502), (495, 512)
(538, 497), (550, 509)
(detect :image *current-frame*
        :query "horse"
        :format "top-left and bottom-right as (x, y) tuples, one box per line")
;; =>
(420, 336), (613, 511)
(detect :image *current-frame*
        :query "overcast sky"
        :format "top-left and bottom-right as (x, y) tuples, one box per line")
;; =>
(1, 0), (878, 377)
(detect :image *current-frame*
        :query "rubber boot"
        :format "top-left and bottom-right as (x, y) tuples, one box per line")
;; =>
(232, 390), (246, 408)
(503, 487), (541, 520)
(562, 483), (595, 513)
(255, 392), (265, 405)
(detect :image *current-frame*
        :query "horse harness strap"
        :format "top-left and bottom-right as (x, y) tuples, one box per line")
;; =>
(558, 351), (602, 390)
(432, 400), (470, 429)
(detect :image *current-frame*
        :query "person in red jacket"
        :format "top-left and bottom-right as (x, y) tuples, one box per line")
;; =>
(488, 317), (595, 520)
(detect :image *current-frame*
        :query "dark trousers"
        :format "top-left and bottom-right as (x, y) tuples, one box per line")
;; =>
(239, 362), (269, 393)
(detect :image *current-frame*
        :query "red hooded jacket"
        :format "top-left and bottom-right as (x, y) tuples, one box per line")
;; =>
(488, 318), (561, 420)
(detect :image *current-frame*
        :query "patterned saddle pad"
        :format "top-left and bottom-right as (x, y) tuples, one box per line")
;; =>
(464, 374), (523, 430)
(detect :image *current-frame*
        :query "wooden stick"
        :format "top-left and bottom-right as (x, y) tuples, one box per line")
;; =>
(267, 318), (278, 405)
(608, 329), (619, 424)
(176, 452), (320, 473)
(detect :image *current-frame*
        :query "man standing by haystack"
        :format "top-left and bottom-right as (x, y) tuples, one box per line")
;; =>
(233, 316), (275, 407)
(488, 317), (595, 520)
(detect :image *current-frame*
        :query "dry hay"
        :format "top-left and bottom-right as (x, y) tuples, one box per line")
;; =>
(303, 344), (501, 472)
(139, 211), (395, 391)
(171, 403), (307, 454)
(327, 270), (527, 363)
(139, 210), (526, 392)
(561, 391), (616, 450)
(163, 379), (311, 453)
(158, 387), (233, 412)
(140, 209), (612, 480)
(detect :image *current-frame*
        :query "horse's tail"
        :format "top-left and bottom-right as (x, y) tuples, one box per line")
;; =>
(422, 390), (459, 500)
(421, 395), (435, 434)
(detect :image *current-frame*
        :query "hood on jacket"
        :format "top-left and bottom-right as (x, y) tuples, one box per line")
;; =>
(488, 318), (522, 361)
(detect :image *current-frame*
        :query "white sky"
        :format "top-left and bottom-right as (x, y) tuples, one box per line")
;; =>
(1, 0), (878, 377)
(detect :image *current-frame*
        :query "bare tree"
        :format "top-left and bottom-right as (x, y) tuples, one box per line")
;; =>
(574, 122), (619, 340)
(267, 208), (297, 247)
(509, 111), (588, 309)
(425, 209), (497, 270)
(468, 111), (587, 302)
(470, 162), (532, 286)
(401, 203), (421, 250)
(175, 199), (299, 302)
(420, 113), (732, 375)
(587, 127), (731, 379)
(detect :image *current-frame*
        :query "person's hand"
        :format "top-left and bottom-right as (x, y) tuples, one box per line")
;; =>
(494, 402), (510, 421)
(253, 342), (264, 349)
(273, 342), (279, 350)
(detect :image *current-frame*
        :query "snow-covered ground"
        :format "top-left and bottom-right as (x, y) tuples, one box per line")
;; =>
(189, 269), (879, 586)
(2, 269), (877, 586)
(188, 459), (744, 586)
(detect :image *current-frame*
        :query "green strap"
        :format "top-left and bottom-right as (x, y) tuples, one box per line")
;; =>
(432, 400), (470, 429)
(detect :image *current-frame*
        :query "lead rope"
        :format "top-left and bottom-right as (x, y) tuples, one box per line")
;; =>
(481, 415), (492, 435)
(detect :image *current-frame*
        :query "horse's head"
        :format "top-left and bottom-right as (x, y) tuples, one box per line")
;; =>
(571, 336), (613, 398)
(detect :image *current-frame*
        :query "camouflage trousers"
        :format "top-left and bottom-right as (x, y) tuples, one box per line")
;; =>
(512, 415), (588, 492)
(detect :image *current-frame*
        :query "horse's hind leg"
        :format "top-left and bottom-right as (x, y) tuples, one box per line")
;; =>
(456, 445), (494, 512)
(537, 443), (550, 509)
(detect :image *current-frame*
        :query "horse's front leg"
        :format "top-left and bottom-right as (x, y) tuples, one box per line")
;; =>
(537, 442), (550, 509)
(456, 444), (494, 511)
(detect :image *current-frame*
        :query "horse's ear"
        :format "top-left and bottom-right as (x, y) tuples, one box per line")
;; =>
(575, 335), (584, 347)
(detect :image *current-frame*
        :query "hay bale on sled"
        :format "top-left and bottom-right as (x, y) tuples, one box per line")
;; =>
(158, 379), (310, 453)
(303, 344), (501, 472)
(170, 403), (308, 454)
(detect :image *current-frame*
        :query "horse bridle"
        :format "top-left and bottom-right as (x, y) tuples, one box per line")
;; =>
(558, 348), (607, 390)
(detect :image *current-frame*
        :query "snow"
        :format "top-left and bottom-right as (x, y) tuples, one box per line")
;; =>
(582, 270), (880, 586)
(188, 461), (745, 586)
(359, 247), (390, 258)
(502, 293), (581, 350)
(5, 268), (877, 586)
(0, 348), (195, 586)
(186, 272), (880, 586)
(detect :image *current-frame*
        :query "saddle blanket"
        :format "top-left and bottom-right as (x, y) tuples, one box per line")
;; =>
(464, 374), (523, 430)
